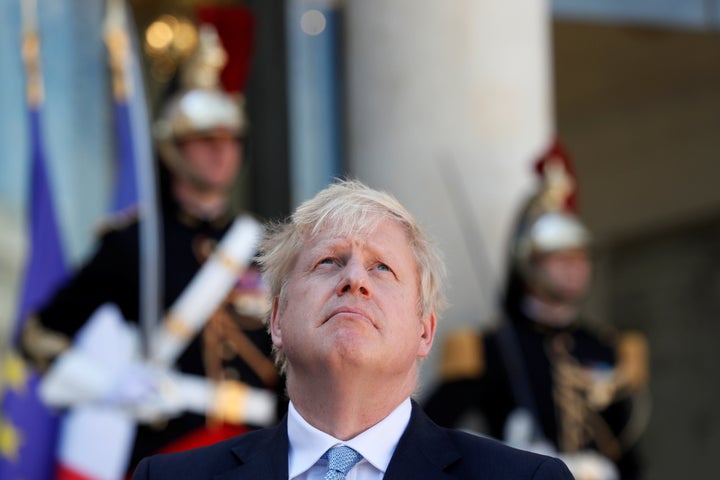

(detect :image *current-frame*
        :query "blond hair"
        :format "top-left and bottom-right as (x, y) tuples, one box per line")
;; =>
(257, 179), (447, 372)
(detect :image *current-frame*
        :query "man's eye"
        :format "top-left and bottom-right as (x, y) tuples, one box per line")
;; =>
(318, 257), (335, 265)
(376, 263), (391, 272)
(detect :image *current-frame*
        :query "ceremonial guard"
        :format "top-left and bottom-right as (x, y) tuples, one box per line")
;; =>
(423, 145), (650, 480)
(19, 24), (281, 474)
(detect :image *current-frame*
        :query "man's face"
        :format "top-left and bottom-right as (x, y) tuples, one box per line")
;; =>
(533, 247), (592, 303)
(270, 217), (436, 382)
(177, 128), (241, 193)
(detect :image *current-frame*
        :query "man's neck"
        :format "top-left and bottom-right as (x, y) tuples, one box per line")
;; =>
(287, 368), (416, 441)
(172, 180), (229, 221)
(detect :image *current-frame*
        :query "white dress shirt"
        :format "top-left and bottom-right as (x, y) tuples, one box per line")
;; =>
(287, 398), (412, 480)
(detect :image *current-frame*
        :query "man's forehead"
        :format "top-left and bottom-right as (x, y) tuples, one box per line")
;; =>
(305, 229), (376, 252)
(312, 215), (406, 241)
(308, 212), (384, 238)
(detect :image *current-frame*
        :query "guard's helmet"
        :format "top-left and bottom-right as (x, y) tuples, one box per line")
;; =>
(514, 210), (590, 270)
(512, 141), (591, 279)
(154, 24), (248, 166)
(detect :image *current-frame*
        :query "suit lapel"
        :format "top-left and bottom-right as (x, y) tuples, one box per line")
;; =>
(383, 401), (462, 480)
(215, 417), (290, 480)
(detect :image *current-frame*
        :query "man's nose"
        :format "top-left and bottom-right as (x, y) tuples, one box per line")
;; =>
(336, 258), (371, 297)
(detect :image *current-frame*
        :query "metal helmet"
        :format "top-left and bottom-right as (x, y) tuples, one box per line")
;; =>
(154, 24), (248, 163)
(514, 210), (591, 269)
(512, 142), (591, 277)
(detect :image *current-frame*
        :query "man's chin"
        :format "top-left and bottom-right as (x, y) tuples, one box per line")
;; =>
(189, 178), (233, 195)
(554, 290), (586, 305)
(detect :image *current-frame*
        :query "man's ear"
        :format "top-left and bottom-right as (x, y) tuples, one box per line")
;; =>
(417, 310), (436, 359)
(269, 297), (283, 349)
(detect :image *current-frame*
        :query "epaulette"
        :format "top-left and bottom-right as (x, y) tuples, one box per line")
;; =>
(94, 205), (140, 237)
(20, 315), (72, 372)
(439, 329), (485, 381)
(616, 330), (650, 392)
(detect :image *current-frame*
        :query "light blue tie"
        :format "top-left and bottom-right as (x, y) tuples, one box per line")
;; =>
(323, 445), (362, 480)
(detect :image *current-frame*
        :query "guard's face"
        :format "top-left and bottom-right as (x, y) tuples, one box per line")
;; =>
(270, 217), (435, 384)
(178, 128), (241, 193)
(533, 248), (592, 303)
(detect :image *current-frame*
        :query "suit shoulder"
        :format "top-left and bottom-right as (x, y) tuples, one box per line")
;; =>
(131, 427), (284, 479)
(444, 430), (573, 478)
(132, 435), (245, 478)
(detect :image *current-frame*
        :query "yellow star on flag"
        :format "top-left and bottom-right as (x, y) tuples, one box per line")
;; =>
(1, 351), (29, 394)
(0, 417), (23, 462)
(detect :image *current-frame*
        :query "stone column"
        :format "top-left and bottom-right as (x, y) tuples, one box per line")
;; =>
(344, 0), (554, 377)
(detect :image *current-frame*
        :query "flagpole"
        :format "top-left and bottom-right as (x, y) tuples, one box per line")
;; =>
(104, 0), (162, 358)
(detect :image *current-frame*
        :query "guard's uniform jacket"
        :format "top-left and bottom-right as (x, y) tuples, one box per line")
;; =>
(423, 307), (647, 480)
(22, 192), (279, 468)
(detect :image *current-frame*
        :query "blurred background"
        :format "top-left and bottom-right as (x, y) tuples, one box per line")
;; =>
(1, 0), (719, 478)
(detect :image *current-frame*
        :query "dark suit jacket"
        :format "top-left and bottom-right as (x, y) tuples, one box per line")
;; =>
(132, 401), (574, 479)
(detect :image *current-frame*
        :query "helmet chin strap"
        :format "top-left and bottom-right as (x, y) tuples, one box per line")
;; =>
(158, 140), (188, 178)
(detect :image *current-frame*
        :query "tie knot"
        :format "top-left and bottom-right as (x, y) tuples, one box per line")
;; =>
(324, 445), (362, 479)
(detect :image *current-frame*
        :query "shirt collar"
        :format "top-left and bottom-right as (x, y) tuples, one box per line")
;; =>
(287, 398), (412, 478)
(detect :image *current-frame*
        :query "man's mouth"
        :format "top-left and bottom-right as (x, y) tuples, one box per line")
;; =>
(325, 307), (374, 327)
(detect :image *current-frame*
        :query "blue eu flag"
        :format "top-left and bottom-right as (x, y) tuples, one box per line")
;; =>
(0, 103), (69, 479)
